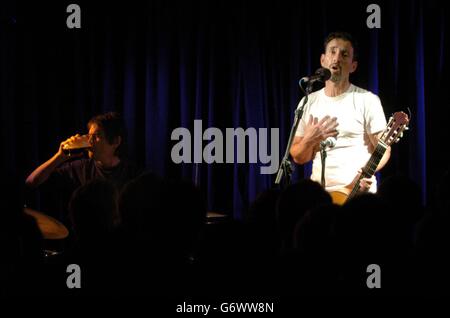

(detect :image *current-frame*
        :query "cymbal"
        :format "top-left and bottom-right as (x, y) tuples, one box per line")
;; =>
(207, 211), (227, 218)
(206, 211), (229, 225)
(24, 208), (69, 240)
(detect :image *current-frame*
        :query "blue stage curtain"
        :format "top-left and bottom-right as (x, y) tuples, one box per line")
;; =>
(2, 0), (448, 218)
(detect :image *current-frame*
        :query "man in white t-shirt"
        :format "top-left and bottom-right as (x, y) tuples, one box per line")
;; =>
(290, 31), (391, 194)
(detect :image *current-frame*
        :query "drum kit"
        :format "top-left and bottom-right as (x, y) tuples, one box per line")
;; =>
(24, 207), (69, 258)
(23, 208), (230, 255)
(25, 209), (230, 231)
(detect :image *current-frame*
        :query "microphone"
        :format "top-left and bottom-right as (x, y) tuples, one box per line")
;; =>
(320, 137), (336, 149)
(300, 67), (332, 85)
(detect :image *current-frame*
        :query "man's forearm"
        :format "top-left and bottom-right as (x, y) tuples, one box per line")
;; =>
(290, 137), (317, 165)
(25, 154), (65, 188)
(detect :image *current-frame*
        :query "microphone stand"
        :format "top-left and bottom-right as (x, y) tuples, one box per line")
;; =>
(320, 143), (327, 187)
(275, 79), (311, 187)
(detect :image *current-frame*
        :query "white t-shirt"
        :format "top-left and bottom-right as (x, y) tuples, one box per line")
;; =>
(295, 84), (387, 193)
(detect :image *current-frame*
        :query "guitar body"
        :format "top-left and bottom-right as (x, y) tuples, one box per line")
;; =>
(326, 112), (410, 206)
(329, 188), (351, 205)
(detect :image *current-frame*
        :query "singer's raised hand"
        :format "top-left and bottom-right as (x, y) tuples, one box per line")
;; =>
(303, 115), (339, 146)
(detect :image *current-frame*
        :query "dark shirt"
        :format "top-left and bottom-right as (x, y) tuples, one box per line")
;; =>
(54, 158), (138, 192)
(44, 158), (139, 223)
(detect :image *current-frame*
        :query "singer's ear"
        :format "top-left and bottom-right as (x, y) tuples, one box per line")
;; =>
(320, 53), (326, 68)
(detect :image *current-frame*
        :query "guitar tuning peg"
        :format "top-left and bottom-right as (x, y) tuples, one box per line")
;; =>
(404, 126), (409, 130)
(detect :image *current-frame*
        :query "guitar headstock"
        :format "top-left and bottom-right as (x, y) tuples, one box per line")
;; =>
(380, 111), (410, 146)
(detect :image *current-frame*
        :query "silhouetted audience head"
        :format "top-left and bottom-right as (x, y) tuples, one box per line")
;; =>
(116, 172), (207, 295)
(293, 203), (339, 256)
(119, 171), (206, 256)
(164, 178), (207, 256)
(247, 188), (281, 225)
(414, 169), (450, 294)
(292, 204), (340, 289)
(1, 175), (43, 296)
(68, 179), (119, 246)
(377, 174), (424, 225)
(118, 171), (166, 235)
(2, 175), (43, 262)
(276, 179), (331, 250)
(335, 193), (412, 289)
(337, 193), (399, 257)
(243, 188), (282, 253)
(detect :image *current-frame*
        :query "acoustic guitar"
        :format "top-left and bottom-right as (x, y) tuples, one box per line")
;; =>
(330, 111), (410, 205)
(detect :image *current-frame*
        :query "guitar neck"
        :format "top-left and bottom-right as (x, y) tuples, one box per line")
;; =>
(347, 141), (388, 200)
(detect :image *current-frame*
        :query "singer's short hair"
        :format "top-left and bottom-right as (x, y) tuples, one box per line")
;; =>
(323, 31), (358, 62)
(87, 112), (127, 158)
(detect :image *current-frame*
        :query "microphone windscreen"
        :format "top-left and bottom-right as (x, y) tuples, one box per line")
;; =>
(315, 68), (331, 81)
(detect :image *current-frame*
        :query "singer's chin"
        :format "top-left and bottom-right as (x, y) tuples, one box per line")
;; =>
(88, 151), (94, 159)
(330, 73), (342, 83)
